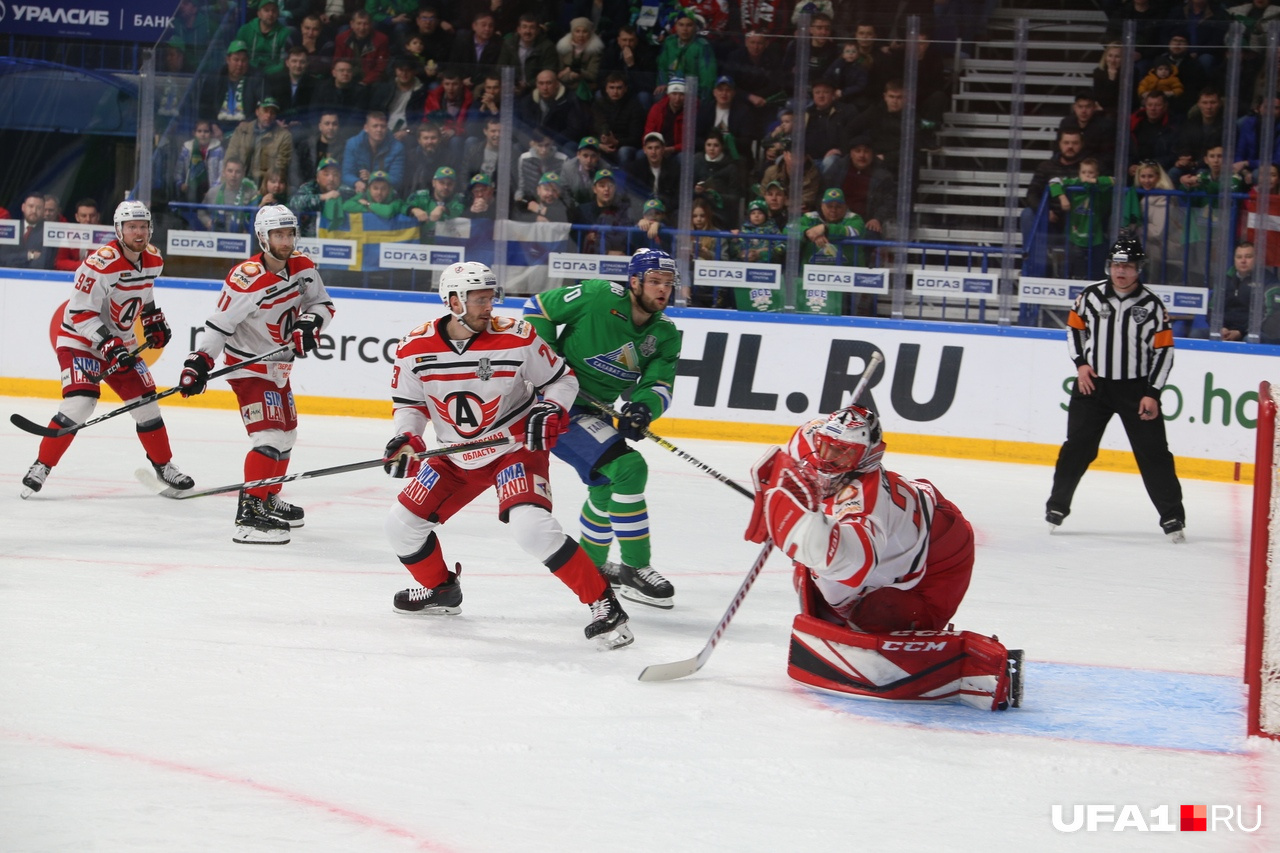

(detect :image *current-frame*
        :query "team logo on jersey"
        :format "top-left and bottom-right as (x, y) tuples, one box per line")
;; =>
(533, 474), (552, 499)
(266, 307), (300, 345)
(241, 262), (262, 277)
(1131, 307), (1150, 323)
(430, 391), (502, 438)
(495, 462), (529, 502)
(585, 342), (642, 383)
(640, 335), (657, 357)
(98, 245), (118, 261)
(108, 296), (143, 330)
(263, 390), (284, 423)
(241, 402), (264, 425)
(476, 357), (494, 381)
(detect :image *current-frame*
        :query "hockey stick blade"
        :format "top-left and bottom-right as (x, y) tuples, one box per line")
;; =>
(9, 413), (64, 438)
(136, 435), (511, 500)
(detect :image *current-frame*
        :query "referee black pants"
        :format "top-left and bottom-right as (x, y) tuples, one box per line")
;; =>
(1047, 377), (1185, 526)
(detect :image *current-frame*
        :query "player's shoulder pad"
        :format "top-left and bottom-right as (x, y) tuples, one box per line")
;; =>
(487, 316), (530, 336)
(602, 279), (628, 298)
(83, 243), (121, 271)
(226, 259), (271, 291)
(395, 319), (440, 356)
(288, 251), (317, 272)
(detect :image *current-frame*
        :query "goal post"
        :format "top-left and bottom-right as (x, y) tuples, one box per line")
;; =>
(1247, 381), (1280, 739)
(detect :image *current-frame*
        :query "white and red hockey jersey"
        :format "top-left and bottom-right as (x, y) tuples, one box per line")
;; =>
(390, 316), (577, 469)
(784, 419), (942, 619)
(196, 252), (335, 386)
(56, 240), (164, 354)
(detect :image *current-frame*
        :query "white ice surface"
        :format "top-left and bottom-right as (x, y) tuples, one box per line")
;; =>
(2, 396), (1278, 852)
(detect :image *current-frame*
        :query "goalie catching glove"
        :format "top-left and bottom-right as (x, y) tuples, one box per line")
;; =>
(291, 312), (323, 355)
(745, 447), (825, 560)
(616, 400), (652, 441)
(97, 336), (137, 373)
(178, 351), (215, 397)
(521, 400), (569, 451)
(383, 432), (427, 478)
(141, 306), (171, 348)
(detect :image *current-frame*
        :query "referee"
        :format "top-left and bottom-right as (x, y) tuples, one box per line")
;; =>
(1045, 237), (1186, 542)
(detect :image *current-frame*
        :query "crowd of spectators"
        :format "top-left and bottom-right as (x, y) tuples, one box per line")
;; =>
(118, 1), (977, 274)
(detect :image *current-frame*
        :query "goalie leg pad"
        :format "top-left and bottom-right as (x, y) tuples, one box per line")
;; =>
(787, 615), (1015, 710)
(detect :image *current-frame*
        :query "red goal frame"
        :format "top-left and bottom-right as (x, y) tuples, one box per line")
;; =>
(1246, 381), (1278, 739)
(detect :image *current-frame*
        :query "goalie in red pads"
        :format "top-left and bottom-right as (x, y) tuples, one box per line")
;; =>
(746, 405), (1022, 710)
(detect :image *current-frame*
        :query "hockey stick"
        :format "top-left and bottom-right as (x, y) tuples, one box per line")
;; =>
(577, 390), (754, 500)
(9, 345), (293, 438)
(638, 539), (774, 682)
(636, 350), (885, 683)
(135, 435), (512, 499)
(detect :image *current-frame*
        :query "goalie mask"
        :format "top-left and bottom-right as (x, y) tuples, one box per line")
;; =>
(807, 405), (886, 479)
(113, 200), (153, 242)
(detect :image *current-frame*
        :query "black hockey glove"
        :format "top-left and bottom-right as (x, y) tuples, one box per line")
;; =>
(141, 306), (172, 349)
(292, 312), (323, 355)
(617, 401), (652, 441)
(383, 432), (427, 478)
(523, 401), (569, 451)
(98, 336), (137, 373)
(179, 352), (215, 397)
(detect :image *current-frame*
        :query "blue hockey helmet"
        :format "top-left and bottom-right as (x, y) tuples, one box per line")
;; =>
(627, 248), (677, 287)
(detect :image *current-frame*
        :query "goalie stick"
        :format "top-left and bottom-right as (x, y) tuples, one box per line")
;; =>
(637, 350), (885, 682)
(135, 435), (512, 499)
(9, 344), (293, 438)
(577, 389), (753, 499)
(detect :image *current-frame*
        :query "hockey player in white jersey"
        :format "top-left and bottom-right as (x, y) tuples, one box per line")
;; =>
(20, 200), (194, 498)
(747, 405), (1021, 709)
(177, 204), (336, 544)
(381, 261), (632, 649)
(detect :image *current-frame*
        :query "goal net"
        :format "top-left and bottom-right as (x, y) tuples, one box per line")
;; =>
(1247, 382), (1280, 739)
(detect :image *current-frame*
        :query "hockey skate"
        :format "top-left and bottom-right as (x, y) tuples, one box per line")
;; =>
(602, 561), (674, 609)
(585, 588), (634, 650)
(1161, 518), (1186, 544)
(233, 491), (291, 545)
(1045, 509), (1065, 533)
(265, 493), (305, 528)
(393, 570), (462, 615)
(20, 461), (50, 499)
(151, 460), (194, 491)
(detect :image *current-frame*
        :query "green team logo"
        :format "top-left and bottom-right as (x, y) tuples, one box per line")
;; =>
(585, 342), (642, 382)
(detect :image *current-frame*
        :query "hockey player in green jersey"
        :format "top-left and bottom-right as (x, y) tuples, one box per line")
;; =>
(524, 249), (682, 608)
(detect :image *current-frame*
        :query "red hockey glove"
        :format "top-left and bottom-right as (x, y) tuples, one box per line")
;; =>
(291, 312), (323, 355)
(765, 463), (822, 558)
(97, 336), (137, 373)
(178, 351), (215, 397)
(141, 307), (172, 349)
(383, 432), (427, 478)
(522, 401), (569, 451)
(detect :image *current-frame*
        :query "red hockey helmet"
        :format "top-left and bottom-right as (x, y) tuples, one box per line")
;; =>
(808, 405), (886, 475)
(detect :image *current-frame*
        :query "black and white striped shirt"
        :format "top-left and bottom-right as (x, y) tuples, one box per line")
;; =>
(1066, 279), (1175, 391)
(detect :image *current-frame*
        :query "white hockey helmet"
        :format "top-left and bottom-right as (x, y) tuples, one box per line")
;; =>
(113, 199), (152, 242)
(438, 261), (501, 317)
(254, 203), (299, 252)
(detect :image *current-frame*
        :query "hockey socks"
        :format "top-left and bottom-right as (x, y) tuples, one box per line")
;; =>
(243, 448), (278, 500)
(399, 532), (451, 589)
(546, 537), (608, 604)
(135, 418), (174, 466)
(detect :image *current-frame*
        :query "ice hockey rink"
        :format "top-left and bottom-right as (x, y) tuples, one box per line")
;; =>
(2, 396), (1277, 852)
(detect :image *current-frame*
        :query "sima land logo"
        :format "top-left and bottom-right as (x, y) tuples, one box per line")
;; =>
(1051, 803), (1261, 833)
